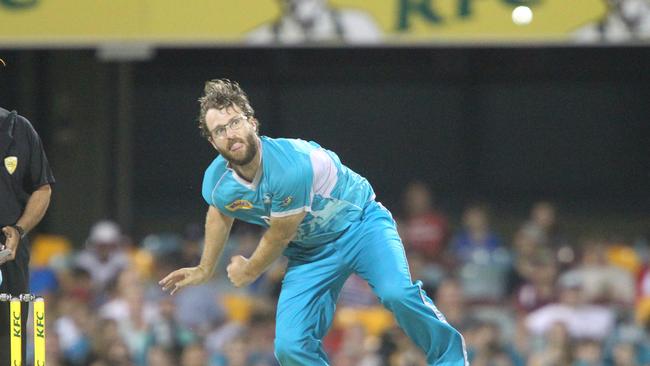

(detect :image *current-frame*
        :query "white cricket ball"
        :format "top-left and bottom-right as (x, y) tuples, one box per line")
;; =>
(512, 6), (533, 26)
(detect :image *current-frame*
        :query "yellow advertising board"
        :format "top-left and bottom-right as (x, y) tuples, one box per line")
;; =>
(1, 0), (645, 45)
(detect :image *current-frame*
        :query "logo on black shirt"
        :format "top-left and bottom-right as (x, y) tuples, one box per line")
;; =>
(4, 156), (17, 175)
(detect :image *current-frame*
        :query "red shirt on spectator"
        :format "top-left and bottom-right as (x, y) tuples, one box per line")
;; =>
(403, 211), (449, 261)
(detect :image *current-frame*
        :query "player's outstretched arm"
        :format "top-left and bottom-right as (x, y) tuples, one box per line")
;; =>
(159, 205), (234, 295)
(226, 212), (306, 287)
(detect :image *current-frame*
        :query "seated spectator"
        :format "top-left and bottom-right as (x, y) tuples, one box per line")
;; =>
(210, 335), (251, 366)
(378, 325), (427, 366)
(102, 339), (134, 366)
(92, 318), (122, 363)
(604, 321), (650, 366)
(510, 226), (555, 293)
(146, 346), (175, 366)
(145, 296), (196, 359)
(521, 201), (574, 268)
(115, 285), (153, 364)
(611, 341), (643, 366)
(464, 319), (521, 366)
(514, 256), (558, 314)
(522, 202), (565, 247)
(144, 235), (226, 336)
(562, 238), (635, 305)
(53, 297), (96, 365)
(244, 303), (277, 365)
(452, 204), (512, 303)
(573, 339), (604, 366)
(527, 322), (573, 366)
(100, 268), (155, 322)
(398, 181), (450, 264)
(434, 277), (471, 332)
(180, 343), (208, 366)
(330, 324), (369, 366)
(75, 220), (130, 293)
(525, 274), (616, 340)
(451, 203), (504, 264)
(408, 252), (445, 293)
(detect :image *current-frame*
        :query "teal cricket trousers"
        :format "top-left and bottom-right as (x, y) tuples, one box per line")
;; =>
(274, 201), (467, 366)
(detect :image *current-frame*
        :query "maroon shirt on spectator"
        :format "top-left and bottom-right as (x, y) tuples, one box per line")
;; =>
(403, 211), (449, 261)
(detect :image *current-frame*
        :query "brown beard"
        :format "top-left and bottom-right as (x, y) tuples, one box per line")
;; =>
(218, 132), (258, 166)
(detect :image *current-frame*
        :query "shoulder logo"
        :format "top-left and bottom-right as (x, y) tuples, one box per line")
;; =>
(4, 156), (17, 175)
(226, 199), (253, 211)
(281, 196), (293, 207)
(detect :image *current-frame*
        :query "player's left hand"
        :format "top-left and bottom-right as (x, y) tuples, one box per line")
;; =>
(226, 255), (257, 287)
(0, 226), (20, 265)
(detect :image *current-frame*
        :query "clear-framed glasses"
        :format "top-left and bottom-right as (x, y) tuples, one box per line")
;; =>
(212, 115), (248, 139)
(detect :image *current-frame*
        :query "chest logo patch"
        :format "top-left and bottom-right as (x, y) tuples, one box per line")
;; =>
(226, 199), (253, 211)
(281, 196), (293, 207)
(4, 156), (17, 175)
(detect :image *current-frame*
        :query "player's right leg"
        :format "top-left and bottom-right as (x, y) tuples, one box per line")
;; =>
(274, 244), (350, 366)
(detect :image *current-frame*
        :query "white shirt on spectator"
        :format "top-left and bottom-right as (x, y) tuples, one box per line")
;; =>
(525, 303), (615, 340)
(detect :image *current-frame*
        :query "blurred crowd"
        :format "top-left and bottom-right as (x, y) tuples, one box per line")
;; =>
(20, 180), (650, 366)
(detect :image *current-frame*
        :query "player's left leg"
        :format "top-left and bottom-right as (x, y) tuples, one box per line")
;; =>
(346, 202), (468, 366)
(274, 244), (351, 366)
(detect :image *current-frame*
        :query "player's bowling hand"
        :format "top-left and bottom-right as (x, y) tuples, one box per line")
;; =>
(227, 255), (256, 287)
(159, 266), (210, 295)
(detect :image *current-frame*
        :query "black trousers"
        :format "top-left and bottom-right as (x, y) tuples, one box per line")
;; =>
(0, 239), (29, 366)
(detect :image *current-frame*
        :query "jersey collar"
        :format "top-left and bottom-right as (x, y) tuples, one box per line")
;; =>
(227, 137), (263, 190)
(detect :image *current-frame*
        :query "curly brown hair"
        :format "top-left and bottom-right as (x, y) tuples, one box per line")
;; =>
(198, 79), (256, 139)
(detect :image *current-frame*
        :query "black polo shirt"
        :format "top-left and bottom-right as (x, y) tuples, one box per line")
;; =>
(0, 107), (55, 231)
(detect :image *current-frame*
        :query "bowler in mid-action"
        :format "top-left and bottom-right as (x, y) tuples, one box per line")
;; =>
(160, 79), (467, 366)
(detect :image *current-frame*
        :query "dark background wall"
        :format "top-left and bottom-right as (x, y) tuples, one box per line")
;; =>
(1, 47), (648, 244)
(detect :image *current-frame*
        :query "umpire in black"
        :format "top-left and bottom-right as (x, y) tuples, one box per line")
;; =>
(0, 107), (54, 366)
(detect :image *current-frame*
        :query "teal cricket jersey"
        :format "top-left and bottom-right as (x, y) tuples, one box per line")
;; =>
(202, 136), (376, 247)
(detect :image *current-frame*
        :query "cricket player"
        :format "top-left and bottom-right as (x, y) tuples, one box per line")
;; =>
(160, 79), (467, 365)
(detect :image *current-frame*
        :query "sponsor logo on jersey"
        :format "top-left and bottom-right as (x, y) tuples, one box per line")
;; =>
(281, 196), (293, 207)
(226, 199), (253, 211)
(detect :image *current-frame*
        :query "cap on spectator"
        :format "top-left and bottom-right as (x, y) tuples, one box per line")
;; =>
(88, 220), (121, 245)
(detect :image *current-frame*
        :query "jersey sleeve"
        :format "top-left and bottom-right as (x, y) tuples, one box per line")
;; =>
(202, 159), (222, 206)
(24, 116), (55, 191)
(270, 160), (313, 217)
